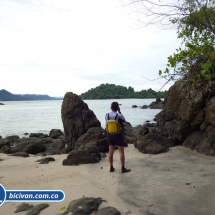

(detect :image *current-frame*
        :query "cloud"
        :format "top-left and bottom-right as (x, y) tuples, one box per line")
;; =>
(0, 0), (180, 96)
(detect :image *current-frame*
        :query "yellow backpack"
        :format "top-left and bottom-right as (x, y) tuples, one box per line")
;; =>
(106, 113), (123, 134)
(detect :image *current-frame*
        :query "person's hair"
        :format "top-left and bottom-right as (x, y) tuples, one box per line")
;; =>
(111, 102), (119, 111)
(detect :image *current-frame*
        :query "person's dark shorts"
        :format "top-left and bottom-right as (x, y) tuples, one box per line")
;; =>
(108, 133), (124, 147)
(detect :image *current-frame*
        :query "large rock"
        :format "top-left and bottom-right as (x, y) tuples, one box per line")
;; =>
(134, 132), (174, 154)
(123, 122), (140, 144)
(96, 207), (121, 215)
(29, 133), (49, 138)
(12, 137), (46, 154)
(157, 79), (207, 142)
(41, 137), (66, 155)
(0, 139), (10, 149)
(62, 146), (101, 165)
(156, 70), (215, 156)
(74, 127), (108, 152)
(148, 98), (165, 109)
(59, 197), (102, 215)
(49, 129), (64, 139)
(61, 92), (101, 149)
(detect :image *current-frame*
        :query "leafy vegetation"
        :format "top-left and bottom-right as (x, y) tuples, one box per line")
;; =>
(123, 0), (215, 93)
(161, 1), (215, 88)
(80, 84), (168, 99)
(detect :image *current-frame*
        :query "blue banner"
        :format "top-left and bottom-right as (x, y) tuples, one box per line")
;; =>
(0, 184), (65, 206)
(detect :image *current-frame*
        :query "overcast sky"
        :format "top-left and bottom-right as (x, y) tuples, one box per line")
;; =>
(0, 0), (180, 97)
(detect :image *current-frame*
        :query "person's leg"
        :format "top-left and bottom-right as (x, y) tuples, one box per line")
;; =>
(109, 145), (115, 172)
(118, 146), (130, 173)
(118, 146), (125, 167)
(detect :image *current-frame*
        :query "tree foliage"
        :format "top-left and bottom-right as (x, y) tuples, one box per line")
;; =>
(80, 84), (168, 99)
(122, 0), (215, 92)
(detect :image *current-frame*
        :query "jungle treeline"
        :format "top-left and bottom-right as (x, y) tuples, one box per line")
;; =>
(80, 84), (168, 99)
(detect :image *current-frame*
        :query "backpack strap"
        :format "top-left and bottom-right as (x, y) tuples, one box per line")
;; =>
(115, 113), (118, 120)
(107, 113), (110, 120)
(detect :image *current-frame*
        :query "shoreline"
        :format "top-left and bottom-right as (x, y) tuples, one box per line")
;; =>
(1, 145), (215, 215)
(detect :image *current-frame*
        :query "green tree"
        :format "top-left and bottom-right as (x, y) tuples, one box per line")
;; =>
(122, 0), (215, 91)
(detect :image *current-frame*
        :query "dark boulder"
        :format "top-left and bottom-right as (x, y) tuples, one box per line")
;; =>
(61, 92), (101, 149)
(26, 203), (49, 215)
(0, 145), (12, 154)
(36, 157), (55, 164)
(134, 132), (174, 154)
(156, 70), (215, 155)
(14, 203), (33, 213)
(0, 139), (10, 149)
(96, 207), (121, 215)
(132, 105), (138, 108)
(141, 105), (148, 109)
(62, 146), (101, 166)
(12, 137), (46, 154)
(74, 127), (108, 152)
(41, 137), (66, 155)
(183, 125), (215, 156)
(123, 122), (140, 144)
(5, 135), (20, 146)
(0, 103), (5, 105)
(60, 145), (73, 154)
(49, 129), (64, 139)
(148, 98), (165, 109)
(59, 197), (102, 215)
(29, 133), (49, 138)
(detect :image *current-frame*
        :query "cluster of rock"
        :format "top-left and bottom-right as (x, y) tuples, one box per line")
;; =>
(59, 197), (121, 215)
(0, 129), (67, 157)
(14, 203), (49, 215)
(157, 73), (215, 156)
(14, 197), (121, 215)
(132, 98), (165, 109)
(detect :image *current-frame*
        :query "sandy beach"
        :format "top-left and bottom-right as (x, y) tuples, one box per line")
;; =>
(1, 145), (215, 215)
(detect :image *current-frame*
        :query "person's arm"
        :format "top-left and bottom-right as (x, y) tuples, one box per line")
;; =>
(118, 108), (125, 122)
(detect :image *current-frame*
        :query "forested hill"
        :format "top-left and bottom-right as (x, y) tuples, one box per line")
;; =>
(0, 89), (60, 101)
(80, 84), (168, 99)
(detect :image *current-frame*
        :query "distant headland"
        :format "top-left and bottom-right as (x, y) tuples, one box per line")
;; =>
(80, 83), (168, 99)
(0, 89), (62, 101)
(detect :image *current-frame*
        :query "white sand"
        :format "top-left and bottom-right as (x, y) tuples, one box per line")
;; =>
(1, 145), (215, 215)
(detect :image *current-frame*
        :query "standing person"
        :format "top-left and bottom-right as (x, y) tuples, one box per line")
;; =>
(105, 102), (130, 173)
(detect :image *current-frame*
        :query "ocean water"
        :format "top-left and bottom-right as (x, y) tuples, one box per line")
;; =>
(0, 99), (161, 138)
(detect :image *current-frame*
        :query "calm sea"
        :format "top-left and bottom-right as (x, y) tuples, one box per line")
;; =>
(0, 99), (161, 138)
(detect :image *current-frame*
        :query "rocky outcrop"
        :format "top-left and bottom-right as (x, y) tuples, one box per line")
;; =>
(14, 203), (49, 215)
(141, 98), (165, 109)
(35, 157), (55, 164)
(0, 130), (68, 156)
(156, 71), (215, 156)
(74, 127), (108, 152)
(59, 197), (121, 215)
(0, 138), (10, 149)
(61, 92), (101, 149)
(12, 137), (46, 154)
(96, 207), (121, 215)
(29, 133), (49, 138)
(59, 197), (102, 215)
(41, 137), (66, 155)
(62, 146), (101, 165)
(49, 129), (64, 139)
(134, 131), (174, 154)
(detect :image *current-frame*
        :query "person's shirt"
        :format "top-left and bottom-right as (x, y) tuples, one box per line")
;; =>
(105, 111), (125, 122)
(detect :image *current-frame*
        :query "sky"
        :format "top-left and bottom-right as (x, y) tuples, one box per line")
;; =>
(0, 0), (181, 97)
